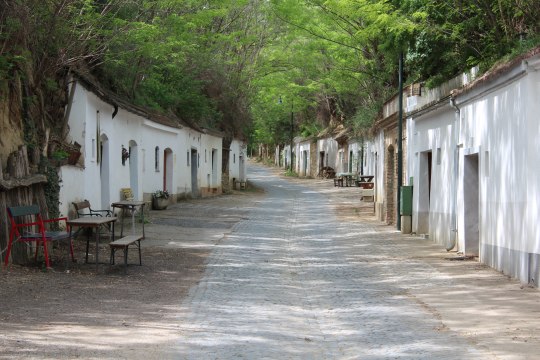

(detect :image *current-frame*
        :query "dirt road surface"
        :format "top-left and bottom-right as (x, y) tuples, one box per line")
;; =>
(1, 162), (539, 359)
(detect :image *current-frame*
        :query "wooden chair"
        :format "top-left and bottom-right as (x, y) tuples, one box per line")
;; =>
(72, 200), (112, 218)
(4, 205), (74, 269)
(72, 200), (113, 261)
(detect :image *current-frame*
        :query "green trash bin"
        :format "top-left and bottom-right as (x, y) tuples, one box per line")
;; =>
(400, 186), (413, 216)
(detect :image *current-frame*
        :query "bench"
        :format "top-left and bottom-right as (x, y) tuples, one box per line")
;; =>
(109, 235), (143, 274)
(361, 189), (374, 202)
(233, 179), (247, 190)
(72, 200), (114, 261)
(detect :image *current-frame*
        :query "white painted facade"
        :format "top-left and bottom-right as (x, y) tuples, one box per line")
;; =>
(296, 139), (311, 177)
(229, 138), (247, 184)
(349, 138), (378, 178)
(282, 144), (293, 170)
(407, 70), (481, 246)
(316, 136), (339, 174)
(371, 131), (387, 220)
(346, 140), (361, 174)
(407, 50), (540, 284)
(408, 103), (457, 249)
(454, 53), (540, 284)
(58, 78), (224, 217)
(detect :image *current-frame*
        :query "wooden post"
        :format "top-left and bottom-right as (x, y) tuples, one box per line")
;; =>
(0, 146), (48, 265)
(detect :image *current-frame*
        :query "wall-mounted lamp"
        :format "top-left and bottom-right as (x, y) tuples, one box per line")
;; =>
(122, 145), (130, 165)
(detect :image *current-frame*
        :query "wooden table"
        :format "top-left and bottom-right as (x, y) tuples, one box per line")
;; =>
(358, 175), (374, 183)
(67, 216), (117, 271)
(336, 172), (355, 187)
(111, 200), (146, 238)
(356, 175), (374, 188)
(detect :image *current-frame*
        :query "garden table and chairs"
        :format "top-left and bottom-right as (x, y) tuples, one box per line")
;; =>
(4, 205), (75, 269)
(67, 216), (117, 271)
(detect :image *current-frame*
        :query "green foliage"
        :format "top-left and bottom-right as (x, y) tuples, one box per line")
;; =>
(406, 0), (540, 85)
(300, 122), (322, 138)
(284, 168), (298, 177)
(51, 150), (69, 160)
(152, 189), (170, 199)
(1, 0), (538, 159)
(40, 159), (62, 222)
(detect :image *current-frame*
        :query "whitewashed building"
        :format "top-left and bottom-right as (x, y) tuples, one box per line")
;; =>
(407, 70), (478, 248)
(316, 130), (340, 175)
(295, 137), (317, 177)
(58, 74), (224, 217)
(282, 144), (294, 171)
(228, 138), (247, 186)
(407, 48), (540, 284)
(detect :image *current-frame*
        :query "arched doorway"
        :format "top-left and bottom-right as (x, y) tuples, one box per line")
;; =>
(163, 148), (173, 193)
(100, 134), (110, 209)
(302, 150), (308, 176)
(129, 140), (139, 200)
(191, 148), (198, 197)
(386, 144), (395, 224)
(212, 149), (218, 186)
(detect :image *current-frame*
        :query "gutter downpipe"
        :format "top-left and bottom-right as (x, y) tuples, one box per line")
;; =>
(448, 96), (460, 251)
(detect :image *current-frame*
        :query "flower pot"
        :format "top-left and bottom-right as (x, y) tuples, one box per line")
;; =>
(50, 158), (69, 167)
(67, 150), (81, 165)
(152, 197), (168, 210)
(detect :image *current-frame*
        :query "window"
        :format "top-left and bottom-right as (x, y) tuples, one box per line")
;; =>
(187, 151), (190, 166)
(155, 146), (160, 171)
(436, 147), (441, 165)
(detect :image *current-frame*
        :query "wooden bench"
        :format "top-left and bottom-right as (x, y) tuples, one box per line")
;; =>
(109, 235), (143, 274)
(361, 189), (374, 202)
(72, 200), (114, 262)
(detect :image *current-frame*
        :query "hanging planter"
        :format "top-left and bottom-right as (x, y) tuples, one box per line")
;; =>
(67, 150), (81, 165)
(50, 150), (69, 167)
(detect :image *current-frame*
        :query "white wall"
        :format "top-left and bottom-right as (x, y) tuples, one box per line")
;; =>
(141, 119), (182, 197)
(373, 131), (386, 213)
(409, 105), (456, 249)
(297, 140), (311, 176)
(282, 144), (291, 170)
(317, 137), (338, 173)
(59, 79), (223, 216)
(455, 55), (540, 283)
(200, 133), (223, 190)
(229, 138), (246, 183)
(391, 53), (540, 284)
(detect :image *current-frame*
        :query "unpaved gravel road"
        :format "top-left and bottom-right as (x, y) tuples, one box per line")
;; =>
(1, 161), (539, 359)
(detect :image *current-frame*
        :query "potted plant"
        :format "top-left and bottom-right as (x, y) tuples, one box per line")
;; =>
(51, 149), (69, 167)
(152, 189), (170, 210)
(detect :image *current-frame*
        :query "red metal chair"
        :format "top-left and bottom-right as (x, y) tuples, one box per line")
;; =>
(4, 205), (74, 269)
